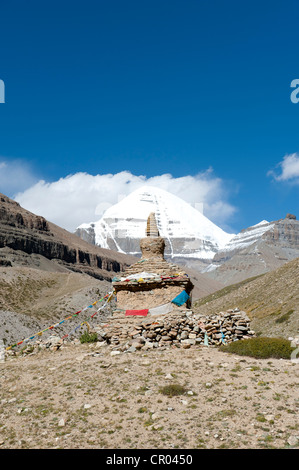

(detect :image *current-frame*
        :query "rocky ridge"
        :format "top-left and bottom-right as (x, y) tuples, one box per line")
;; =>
(204, 214), (299, 285)
(0, 193), (136, 281)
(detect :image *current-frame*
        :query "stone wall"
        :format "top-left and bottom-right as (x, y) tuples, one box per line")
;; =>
(4, 307), (255, 358)
(113, 272), (193, 310)
(115, 283), (189, 310)
(93, 308), (255, 351)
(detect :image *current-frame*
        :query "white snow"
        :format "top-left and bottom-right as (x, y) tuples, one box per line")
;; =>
(202, 263), (221, 273)
(220, 220), (274, 253)
(252, 220), (269, 227)
(77, 185), (235, 259)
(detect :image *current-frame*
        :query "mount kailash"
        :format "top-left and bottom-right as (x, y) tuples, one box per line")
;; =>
(75, 186), (299, 284)
(75, 186), (234, 270)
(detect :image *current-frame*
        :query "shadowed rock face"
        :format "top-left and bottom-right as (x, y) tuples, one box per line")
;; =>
(204, 215), (299, 286)
(0, 195), (49, 231)
(0, 195), (65, 260)
(264, 216), (299, 245)
(0, 193), (136, 280)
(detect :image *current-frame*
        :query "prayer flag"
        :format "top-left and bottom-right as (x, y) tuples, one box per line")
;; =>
(171, 290), (189, 306)
(125, 309), (148, 316)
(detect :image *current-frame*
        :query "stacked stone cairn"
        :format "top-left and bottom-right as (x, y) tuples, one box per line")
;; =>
(93, 307), (255, 351)
(101, 213), (255, 351)
(112, 212), (194, 310)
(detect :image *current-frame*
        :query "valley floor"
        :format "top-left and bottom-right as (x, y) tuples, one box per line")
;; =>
(0, 342), (298, 450)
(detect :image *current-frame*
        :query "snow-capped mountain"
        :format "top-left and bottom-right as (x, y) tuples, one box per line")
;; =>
(75, 186), (235, 263)
(203, 214), (299, 285)
(216, 220), (275, 256)
(74, 187), (299, 286)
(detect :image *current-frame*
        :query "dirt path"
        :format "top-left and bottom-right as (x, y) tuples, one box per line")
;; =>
(0, 342), (298, 450)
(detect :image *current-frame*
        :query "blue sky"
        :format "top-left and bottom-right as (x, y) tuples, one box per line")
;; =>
(0, 0), (299, 234)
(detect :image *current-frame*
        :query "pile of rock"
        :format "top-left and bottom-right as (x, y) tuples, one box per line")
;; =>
(3, 308), (254, 358)
(113, 212), (194, 310)
(4, 335), (65, 357)
(93, 307), (255, 351)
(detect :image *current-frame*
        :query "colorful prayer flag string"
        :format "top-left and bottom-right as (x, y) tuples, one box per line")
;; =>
(60, 294), (113, 340)
(5, 291), (115, 351)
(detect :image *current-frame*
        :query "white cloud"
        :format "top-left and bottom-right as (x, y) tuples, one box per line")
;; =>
(14, 170), (237, 232)
(268, 153), (299, 183)
(0, 158), (39, 196)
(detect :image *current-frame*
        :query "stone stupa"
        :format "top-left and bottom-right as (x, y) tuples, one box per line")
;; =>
(112, 212), (194, 312)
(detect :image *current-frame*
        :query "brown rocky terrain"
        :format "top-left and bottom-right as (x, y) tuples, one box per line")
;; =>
(194, 257), (299, 340)
(0, 339), (298, 450)
(0, 266), (113, 347)
(0, 269), (297, 452)
(0, 192), (136, 347)
(0, 255), (298, 451)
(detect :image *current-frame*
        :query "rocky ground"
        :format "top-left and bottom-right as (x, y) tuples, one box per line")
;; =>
(0, 340), (298, 450)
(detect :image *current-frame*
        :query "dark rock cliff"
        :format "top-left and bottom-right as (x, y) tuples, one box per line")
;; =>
(0, 193), (136, 280)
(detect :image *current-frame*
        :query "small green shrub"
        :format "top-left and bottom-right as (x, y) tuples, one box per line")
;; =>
(159, 384), (187, 397)
(219, 336), (295, 359)
(138, 407), (148, 413)
(79, 331), (98, 344)
(275, 310), (294, 324)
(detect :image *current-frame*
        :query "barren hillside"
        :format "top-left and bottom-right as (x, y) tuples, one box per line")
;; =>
(0, 341), (298, 450)
(194, 257), (299, 339)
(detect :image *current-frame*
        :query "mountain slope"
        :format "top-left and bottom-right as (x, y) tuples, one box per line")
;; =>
(0, 192), (137, 280)
(75, 185), (234, 266)
(0, 265), (114, 346)
(203, 214), (299, 285)
(194, 256), (299, 339)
